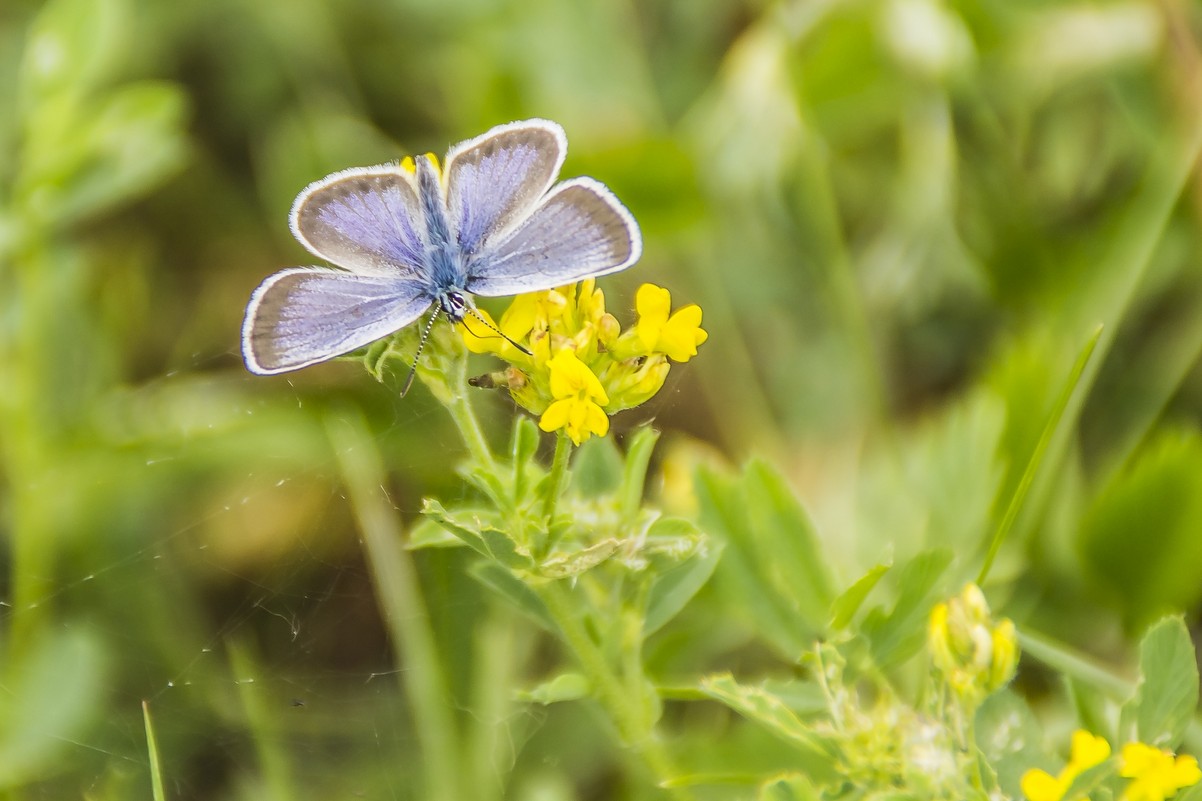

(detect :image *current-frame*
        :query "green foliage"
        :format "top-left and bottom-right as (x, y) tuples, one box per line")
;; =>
(4, 0), (1202, 798)
(1127, 617), (1199, 749)
(1081, 430), (1202, 629)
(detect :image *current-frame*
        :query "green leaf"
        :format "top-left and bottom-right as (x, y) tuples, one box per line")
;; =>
(20, 82), (188, 228)
(861, 548), (953, 669)
(479, 527), (535, 571)
(0, 627), (108, 788)
(1066, 677), (1113, 746)
(743, 459), (836, 624)
(518, 672), (591, 704)
(461, 464), (509, 510)
(1128, 616), (1198, 748)
(696, 465), (815, 658)
(407, 515), (473, 549)
(510, 416), (542, 499)
(471, 562), (554, 634)
(697, 674), (834, 759)
(142, 701), (166, 801)
(619, 426), (660, 520)
(18, 0), (126, 110)
(1080, 429), (1202, 629)
(422, 498), (492, 559)
(422, 500), (531, 568)
(570, 435), (624, 497)
(537, 539), (619, 579)
(975, 690), (1044, 801)
(644, 533), (723, 637)
(758, 774), (820, 801)
(829, 563), (890, 630)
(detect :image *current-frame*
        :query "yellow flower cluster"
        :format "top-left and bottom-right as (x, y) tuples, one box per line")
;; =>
(927, 583), (1018, 702)
(460, 280), (707, 445)
(1021, 730), (1201, 801)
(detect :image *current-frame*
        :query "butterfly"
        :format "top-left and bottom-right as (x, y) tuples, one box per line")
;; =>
(241, 118), (642, 379)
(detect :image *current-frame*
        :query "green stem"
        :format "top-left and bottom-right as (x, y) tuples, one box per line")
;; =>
(444, 387), (496, 474)
(327, 411), (461, 801)
(542, 431), (572, 524)
(536, 580), (693, 800)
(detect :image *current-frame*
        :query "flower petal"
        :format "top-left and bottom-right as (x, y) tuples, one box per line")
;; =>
(539, 399), (572, 433)
(1020, 769), (1067, 801)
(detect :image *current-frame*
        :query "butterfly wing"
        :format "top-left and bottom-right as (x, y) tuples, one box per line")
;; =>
(242, 268), (432, 375)
(291, 166), (428, 279)
(444, 119), (566, 256)
(465, 178), (641, 296)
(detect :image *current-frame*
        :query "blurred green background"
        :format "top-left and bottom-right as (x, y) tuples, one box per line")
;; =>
(4, 0), (1202, 797)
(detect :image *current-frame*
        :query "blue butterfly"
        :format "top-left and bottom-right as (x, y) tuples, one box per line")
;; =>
(241, 118), (642, 376)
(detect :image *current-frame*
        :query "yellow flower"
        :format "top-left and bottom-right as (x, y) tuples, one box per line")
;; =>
(463, 281), (707, 441)
(604, 355), (670, 412)
(538, 350), (609, 445)
(1021, 730), (1111, 801)
(928, 583), (1018, 701)
(634, 284), (708, 362)
(1120, 742), (1201, 801)
(1020, 769), (1068, 801)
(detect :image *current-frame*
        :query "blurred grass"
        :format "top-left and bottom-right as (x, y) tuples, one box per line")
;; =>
(4, 0), (1202, 798)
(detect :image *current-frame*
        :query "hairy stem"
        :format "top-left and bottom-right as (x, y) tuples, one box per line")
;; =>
(536, 580), (693, 800)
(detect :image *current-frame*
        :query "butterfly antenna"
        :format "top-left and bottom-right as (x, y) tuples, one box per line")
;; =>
(401, 309), (442, 397)
(463, 308), (533, 356)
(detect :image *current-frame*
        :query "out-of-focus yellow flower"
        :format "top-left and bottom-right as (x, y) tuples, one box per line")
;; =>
(633, 284), (708, 362)
(928, 583), (1018, 702)
(400, 152), (440, 174)
(1020, 730), (1111, 801)
(539, 350), (609, 444)
(464, 281), (706, 442)
(1119, 742), (1201, 801)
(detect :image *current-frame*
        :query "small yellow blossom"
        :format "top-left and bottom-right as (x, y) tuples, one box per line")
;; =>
(1021, 730), (1111, 801)
(539, 350), (609, 445)
(1120, 742), (1202, 801)
(928, 583), (1018, 702)
(633, 284), (708, 362)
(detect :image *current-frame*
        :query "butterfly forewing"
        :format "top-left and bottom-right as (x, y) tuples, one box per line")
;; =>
(243, 268), (433, 375)
(291, 167), (428, 278)
(466, 178), (641, 297)
(445, 119), (566, 256)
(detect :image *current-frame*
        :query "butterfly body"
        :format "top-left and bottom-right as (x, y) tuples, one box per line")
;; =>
(242, 119), (641, 375)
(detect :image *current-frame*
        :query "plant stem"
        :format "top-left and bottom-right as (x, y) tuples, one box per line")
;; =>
(444, 387), (496, 474)
(327, 411), (461, 801)
(542, 431), (572, 524)
(536, 579), (694, 800)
